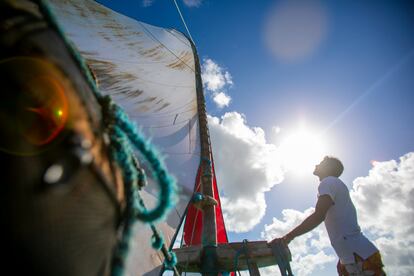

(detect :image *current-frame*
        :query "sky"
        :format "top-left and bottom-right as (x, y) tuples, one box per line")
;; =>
(98, 1), (414, 275)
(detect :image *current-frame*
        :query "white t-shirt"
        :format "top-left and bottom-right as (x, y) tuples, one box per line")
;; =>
(318, 176), (378, 264)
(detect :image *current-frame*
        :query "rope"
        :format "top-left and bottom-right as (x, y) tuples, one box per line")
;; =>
(232, 239), (251, 275)
(35, 1), (179, 275)
(232, 247), (244, 273)
(270, 240), (294, 276)
(172, 0), (196, 45)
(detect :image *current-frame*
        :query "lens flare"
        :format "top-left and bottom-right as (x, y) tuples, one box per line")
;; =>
(20, 75), (68, 145)
(0, 57), (69, 155)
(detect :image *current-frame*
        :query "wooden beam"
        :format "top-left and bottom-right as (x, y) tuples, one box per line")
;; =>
(173, 241), (277, 273)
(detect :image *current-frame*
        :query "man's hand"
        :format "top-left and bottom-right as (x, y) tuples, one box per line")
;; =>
(269, 233), (293, 246)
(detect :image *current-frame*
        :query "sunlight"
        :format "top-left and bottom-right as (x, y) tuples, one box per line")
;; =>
(279, 126), (327, 176)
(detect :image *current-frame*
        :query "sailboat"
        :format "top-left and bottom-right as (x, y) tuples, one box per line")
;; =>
(1, 0), (292, 275)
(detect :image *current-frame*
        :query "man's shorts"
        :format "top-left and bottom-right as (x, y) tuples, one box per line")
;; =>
(337, 251), (386, 276)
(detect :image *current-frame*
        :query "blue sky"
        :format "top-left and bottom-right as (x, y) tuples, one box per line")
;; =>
(99, 1), (414, 275)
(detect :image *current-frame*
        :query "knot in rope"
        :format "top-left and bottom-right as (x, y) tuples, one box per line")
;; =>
(192, 192), (204, 203)
(164, 251), (178, 269)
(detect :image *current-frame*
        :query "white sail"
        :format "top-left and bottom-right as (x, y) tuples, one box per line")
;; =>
(48, 1), (200, 274)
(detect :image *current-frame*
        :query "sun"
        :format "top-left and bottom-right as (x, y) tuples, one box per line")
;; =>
(279, 127), (327, 176)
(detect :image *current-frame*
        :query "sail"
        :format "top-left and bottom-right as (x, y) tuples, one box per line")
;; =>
(48, 0), (200, 274)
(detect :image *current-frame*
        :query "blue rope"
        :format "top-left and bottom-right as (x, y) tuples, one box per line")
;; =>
(35, 1), (179, 275)
(270, 240), (294, 276)
(105, 98), (177, 222)
(192, 192), (204, 203)
(231, 239), (252, 275)
(164, 250), (178, 269)
(232, 248), (243, 272)
(151, 229), (164, 251)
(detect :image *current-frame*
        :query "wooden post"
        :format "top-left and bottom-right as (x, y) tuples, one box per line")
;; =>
(244, 242), (261, 276)
(247, 263), (261, 276)
(191, 41), (218, 276)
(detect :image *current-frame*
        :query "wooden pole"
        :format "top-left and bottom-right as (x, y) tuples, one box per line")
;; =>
(191, 41), (218, 276)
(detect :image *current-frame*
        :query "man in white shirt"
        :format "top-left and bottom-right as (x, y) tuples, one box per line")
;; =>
(271, 156), (386, 276)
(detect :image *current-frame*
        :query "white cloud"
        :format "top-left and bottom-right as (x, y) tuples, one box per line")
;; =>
(183, 0), (202, 7)
(224, 71), (233, 85)
(221, 195), (266, 233)
(350, 152), (414, 276)
(201, 58), (233, 109)
(201, 58), (229, 91)
(260, 152), (414, 275)
(261, 208), (335, 276)
(212, 92), (231, 108)
(209, 112), (285, 232)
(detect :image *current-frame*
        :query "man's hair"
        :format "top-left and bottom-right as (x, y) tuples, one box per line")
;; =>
(322, 156), (344, 177)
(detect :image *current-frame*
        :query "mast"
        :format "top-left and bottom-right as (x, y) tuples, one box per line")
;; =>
(178, 41), (290, 276)
(191, 41), (219, 276)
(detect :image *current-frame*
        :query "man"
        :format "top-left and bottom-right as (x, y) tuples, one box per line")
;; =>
(272, 156), (386, 276)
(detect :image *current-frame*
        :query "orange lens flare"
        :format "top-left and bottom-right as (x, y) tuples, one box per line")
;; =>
(21, 75), (68, 145)
(0, 57), (69, 155)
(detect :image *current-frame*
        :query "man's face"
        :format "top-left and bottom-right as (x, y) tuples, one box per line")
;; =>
(313, 159), (327, 177)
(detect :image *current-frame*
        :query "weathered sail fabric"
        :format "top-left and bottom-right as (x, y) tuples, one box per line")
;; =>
(48, 0), (200, 274)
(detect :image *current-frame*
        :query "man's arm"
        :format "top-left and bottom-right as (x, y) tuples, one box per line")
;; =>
(272, 195), (333, 244)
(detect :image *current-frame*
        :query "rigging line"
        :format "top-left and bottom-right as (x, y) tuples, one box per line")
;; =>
(171, 0), (196, 46)
(189, 208), (200, 245)
(159, 204), (190, 276)
(168, 28), (192, 47)
(131, 102), (196, 118)
(85, 56), (176, 65)
(140, 118), (190, 128)
(187, 169), (202, 246)
(137, 21), (196, 73)
(133, 110), (194, 121)
(101, 72), (193, 88)
(131, 104), (196, 118)
(323, 48), (414, 134)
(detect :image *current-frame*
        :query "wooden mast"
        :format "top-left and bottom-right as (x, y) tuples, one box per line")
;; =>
(175, 41), (285, 276)
(191, 41), (219, 276)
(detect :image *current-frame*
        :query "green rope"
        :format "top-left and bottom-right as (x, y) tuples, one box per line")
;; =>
(231, 239), (251, 275)
(34, 0), (179, 275)
(163, 249), (178, 269)
(102, 97), (177, 223)
(270, 240), (294, 276)
(192, 192), (204, 203)
(151, 226), (164, 251)
(232, 248), (243, 273)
